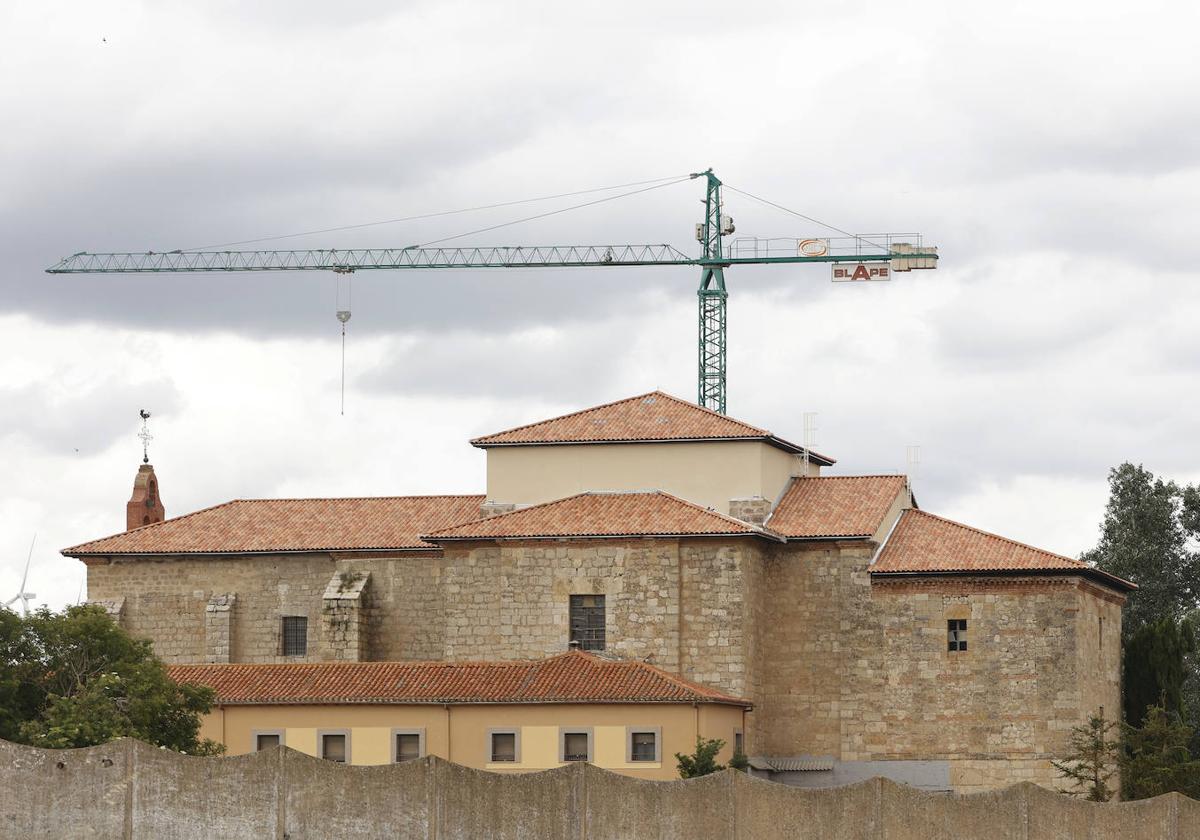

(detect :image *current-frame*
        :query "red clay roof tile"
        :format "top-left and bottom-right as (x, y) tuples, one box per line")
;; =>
(424, 491), (775, 541)
(63, 495), (485, 556)
(471, 391), (834, 463)
(872, 509), (1135, 590)
(767, 475), (909, 539)
(167, 650), (750, 706)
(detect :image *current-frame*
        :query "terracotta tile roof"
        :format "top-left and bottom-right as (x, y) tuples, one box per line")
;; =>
(424, 491), (777, 541)
(872, 509), (1136, 590)
(768, 475), (909, 539)
(63, 495), (485, 556)
(167, 650), (751, 707)
(470, 391), (834, 463)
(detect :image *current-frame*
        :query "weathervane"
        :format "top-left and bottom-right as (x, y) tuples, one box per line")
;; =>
(138, 409), (153, 464)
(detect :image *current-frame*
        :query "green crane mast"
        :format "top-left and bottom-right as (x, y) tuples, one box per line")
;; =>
(47, 170), (937, 414)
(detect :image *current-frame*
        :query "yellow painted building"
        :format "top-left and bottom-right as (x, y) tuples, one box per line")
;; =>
(172, 651), (750, 780)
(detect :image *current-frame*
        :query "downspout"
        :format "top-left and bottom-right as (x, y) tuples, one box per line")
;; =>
(444, 704), (451, 762)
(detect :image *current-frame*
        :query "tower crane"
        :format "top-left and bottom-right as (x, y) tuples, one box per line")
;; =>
(47, 170), (937, 414)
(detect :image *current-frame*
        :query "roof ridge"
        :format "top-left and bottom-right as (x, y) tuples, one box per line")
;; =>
(469, 390), (770, 445)
(649, 489), (762, 532)
(423, 490), (772, 540)
(424, 491), (595, 536)
(233, 494), (485, 503)
(902, 509), (1085, 567)
(793, 474), (907, 481)
(621, 656), (747, 702)
(62, 498), (245, 554)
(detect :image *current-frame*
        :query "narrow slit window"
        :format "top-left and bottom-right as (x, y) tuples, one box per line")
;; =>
(947, 619), (968, 652)
(281, 616), (308, 657)
(569, 595), (606, 651)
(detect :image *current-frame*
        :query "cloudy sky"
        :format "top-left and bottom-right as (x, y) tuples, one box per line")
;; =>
(3, 1), (1199, 610)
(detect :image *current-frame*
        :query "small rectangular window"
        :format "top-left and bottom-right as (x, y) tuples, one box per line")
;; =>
(394, 732), (421, 762)
(561, 730), (590, 762)
(281, 616), (308, 657)
(630, 731), (657, 762)
(734, 731), (744, 756)
(569, 595), (606, 651)
(490, 731), (517, 763)
(255, 732), (282, 751)
(948, 619), (968, 652)
(320, 732), (348, 763)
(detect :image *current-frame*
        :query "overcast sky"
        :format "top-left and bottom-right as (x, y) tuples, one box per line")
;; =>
(3, 1), (1199, 611)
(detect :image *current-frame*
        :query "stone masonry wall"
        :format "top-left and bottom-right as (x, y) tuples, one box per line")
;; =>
(755, 539), (1126, 792)
(437, 539), (684, 668)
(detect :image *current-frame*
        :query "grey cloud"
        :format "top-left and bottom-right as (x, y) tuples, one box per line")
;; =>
(0, 377), (182, 456)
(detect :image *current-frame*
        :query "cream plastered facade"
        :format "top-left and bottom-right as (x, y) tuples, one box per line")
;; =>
(482, 440), (819, 515)
(200, 702), (747, 780)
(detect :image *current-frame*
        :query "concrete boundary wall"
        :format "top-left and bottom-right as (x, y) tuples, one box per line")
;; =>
(1, 738), (1197, 840)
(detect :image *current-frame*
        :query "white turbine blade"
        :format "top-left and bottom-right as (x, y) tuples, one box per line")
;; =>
(17, 533), (36, 593)
(3, 595), (17, 607)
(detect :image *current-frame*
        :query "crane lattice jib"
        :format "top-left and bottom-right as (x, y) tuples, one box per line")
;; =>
(46, 171), (937, 414)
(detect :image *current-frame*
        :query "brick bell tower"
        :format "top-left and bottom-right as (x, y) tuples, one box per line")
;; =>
(126, 409), (165, 531)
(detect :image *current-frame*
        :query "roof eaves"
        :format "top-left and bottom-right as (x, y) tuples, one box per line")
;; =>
(869, 567), (1137, 593)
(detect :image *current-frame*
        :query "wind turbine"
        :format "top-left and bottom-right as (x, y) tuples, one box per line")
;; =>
(5, 534), (37, 616)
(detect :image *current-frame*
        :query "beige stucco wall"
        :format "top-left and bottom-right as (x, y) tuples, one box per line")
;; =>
(200, 702), (745, 780)
(483, 441), (816, 514)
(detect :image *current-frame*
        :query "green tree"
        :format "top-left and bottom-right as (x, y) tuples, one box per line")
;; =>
(1123, 617), (1196, 729)
(1120, 705), (1200, 800)
(1081, 464), (1200, 638)
(0, 605), (221, 754)
(675, 737), (726, 778)
(1051, 715), (1120, 802)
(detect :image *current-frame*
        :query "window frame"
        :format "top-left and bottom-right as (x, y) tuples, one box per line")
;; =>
(625, 726), (662, 763)
(281, 615), (308, 657)
(733, 729), (744, 757)
(487, 728), (520, 764)
(391, 728), (425, 763)
(317, 729), (351, 763)
(569, 594), (607, 651)
(947, 618), (968, 653)
(252, 729), (285, 752)
(558, 727), (593, 763)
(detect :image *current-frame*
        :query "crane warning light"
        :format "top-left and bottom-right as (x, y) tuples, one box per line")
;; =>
(832, 263), (891, 282)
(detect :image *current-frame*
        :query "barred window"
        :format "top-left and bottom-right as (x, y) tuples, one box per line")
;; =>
(561, 730), (590, 762)
(394, 732), (421, 762)
(630, 730), (658, 762)
(490, 731), (517, 763)
(320, 732), (348, 763)
(569, 595), (605, 651)
(947, 619), (968, 652)
(282, 616), (307, 656)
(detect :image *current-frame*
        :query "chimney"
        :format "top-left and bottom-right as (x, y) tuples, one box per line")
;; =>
(127, 464), (165, 531)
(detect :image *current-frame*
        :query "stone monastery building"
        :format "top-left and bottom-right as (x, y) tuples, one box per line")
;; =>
(64, 391), (1134, 791)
